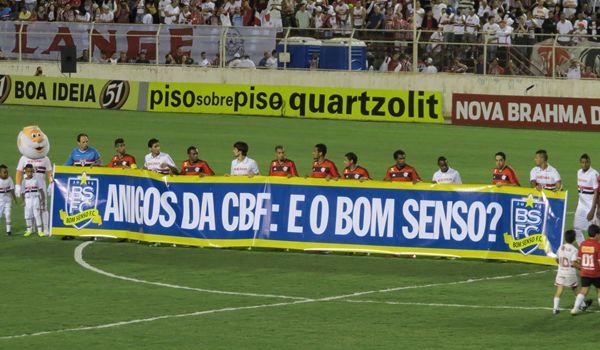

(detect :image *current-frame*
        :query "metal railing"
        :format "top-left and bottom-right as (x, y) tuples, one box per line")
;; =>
(2, 21), (600, 79)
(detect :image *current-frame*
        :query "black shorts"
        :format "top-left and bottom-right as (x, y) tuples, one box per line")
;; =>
(581, 277), (600, 288)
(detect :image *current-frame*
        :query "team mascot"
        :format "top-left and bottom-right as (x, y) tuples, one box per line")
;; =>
(16, 126), (53, 236)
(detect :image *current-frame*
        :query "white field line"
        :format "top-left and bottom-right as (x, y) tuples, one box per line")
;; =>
(74, 241), (311, 301)
(0, 244), (553, 341)
(343, 299), (589, 312)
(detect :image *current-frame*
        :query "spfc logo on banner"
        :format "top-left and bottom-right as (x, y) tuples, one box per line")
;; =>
(59, 172), (102, 229)
(504, 194), (548, 255)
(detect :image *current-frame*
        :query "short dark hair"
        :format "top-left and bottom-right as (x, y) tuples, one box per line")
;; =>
(234, 141), (249, 156)
(24, 164), (34, 169)
(77, 133), (88, 142)
(0, 164), (7, 171)
(315, 143), (327, 157)
(581, 153), (590, 161)
(495, 152), (506, 160)
(437, 156), (447, 163)
(148, 138), (159, 148)
(564, 230), (576, 244)
(114, 138), (125, 147)
(187, 146), (198, 154)
(588, 224), (600, 237)
(275, 145), (284, 152)
(589, 224), (600, 237)
(536, 149), (548, 161)
(345, 152), (358, 164)
(393, 149), (406, 159)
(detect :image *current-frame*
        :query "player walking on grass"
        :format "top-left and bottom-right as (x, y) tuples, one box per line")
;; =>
(553, 230), (580, 315)
(530, 149), (562, 191)
(181, 146), (215, 176)
(383, 150), (421, 183)
(21, 164), (44, 237)
(64, 133), (101, 167)
(342, 152), (370, 180)
(492, 152), (520, 186)
(0, 165), (16, 236)
(574, 154), (598, 244)
(144, 138), (179, 175)
(230, 141), (260, 176)
(311, 144), (339, 179)
(107, 138), (137, 169)
(571, 225), (600, 315)
(269, 145), (298, 177)
(432, 156), (462, 184)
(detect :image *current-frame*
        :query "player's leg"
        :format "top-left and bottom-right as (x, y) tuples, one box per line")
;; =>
(573, 212), (588, 245)
(4, 201), (11, 235)
(32, 201), (43, 236)
(40, 192), (49, 235)
(572, 281), (590, 314)
(24, 203), (33, 236)
(553, 285), (564, 314)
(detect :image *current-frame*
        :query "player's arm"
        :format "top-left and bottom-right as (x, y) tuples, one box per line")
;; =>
(179, 162), (186, 175)
(39, 182), (46, 204)
(455, 171), (462, 184)
(588, 177), (598, 220)
(412, 169), (422, 184)
(509, 167), (520, 186)
(360, 168), (371, 181)
(383, 168), (392, 181)
(328, 162), (340, 180)
(163, 155), (179, 175)
(251, 161), (260, 176)
(200, 162), (215, 176)
(290, 161), (299, 177)
(64, 151), (75, 166)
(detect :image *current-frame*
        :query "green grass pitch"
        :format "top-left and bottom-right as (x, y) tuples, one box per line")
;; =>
(0, 105), (598, 349)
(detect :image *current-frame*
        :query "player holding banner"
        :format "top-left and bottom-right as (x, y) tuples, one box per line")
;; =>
(530, 150), (562, 191)
(574, 154), (598, 244)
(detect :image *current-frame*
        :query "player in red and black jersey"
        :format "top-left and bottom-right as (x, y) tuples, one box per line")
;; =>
(311, 143), (340, 179)
(342, 152), (370, 180)
(492, 151), (520, 186)
(571, 224), (600, 315)
(383, 149), (421, 182)
(107, 138), (137, 168)
(269, 145), (298, 177)
(180, 146), (215, 176)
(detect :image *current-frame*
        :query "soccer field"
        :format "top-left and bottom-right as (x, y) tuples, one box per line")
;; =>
(0, 105), (598, 349)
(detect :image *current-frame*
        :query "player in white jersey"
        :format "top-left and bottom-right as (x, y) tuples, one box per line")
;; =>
(432, 156), (462, 184)
(230, 141), (260, 176)
(21, 165), (45, 237)
(530, 149), (562, 191)
(0, 165), (17, 236)
(143, 138), (179, 175)
(553, 230), (580, 314)
(574, 154), (599, 244)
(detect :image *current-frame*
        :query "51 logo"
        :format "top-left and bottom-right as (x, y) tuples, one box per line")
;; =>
(100, 80), (130, 109)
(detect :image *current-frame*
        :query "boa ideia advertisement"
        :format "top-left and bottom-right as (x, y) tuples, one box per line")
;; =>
(51, 166), (568, 265)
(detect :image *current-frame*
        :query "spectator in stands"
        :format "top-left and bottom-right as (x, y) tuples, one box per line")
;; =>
(96, 5), (113, 22)
(267, 50), (278, 68)
(75, 8), (91, 22)
(0, 2), (13, 20)
(582, 66), (597, 79)
(18, 6), (31, 20)
(366, 5), (383, 30)
(422, 57), (438, 73)
(135, 51), (150, 63)
(556, 13), (573, 45)
(238, 54), (256, 68)
(198, 51), (210, 67)
(488, 57), (504, 74)
(34, 66), (43, 76)
(258, 51), (270, 67)
(77, 49), (89, 62)
(115, 1), (130, 22)
(163, 0), (180, 24)
(228, 52), (242, 67)
(565, 59), (582, 79)
(117, 51), (129, 64)
(134, 0), (146, 22)
(165, 53), (175, 64)
(295, 2), (312, 34)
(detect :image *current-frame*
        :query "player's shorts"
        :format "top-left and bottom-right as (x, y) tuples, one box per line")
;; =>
(0, 199), (11, 218)
(581, 276), (600, 288)
(24, 200), (40, 220)
(555, 273), (578, 287)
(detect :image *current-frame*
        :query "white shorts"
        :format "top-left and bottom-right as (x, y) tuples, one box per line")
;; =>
(574, 210), (596, 231)
(555, 272), (578, 288)
(0, 200), (11, 219)
(24, 199), (40, 220)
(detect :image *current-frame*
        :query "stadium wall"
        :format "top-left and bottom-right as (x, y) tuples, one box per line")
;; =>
(0, 61), (594, 120)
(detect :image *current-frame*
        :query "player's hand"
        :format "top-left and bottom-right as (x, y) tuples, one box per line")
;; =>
(588, 211), (595, 221)
(287, 174), (293, 178)
(198, 174), (205, 178)
(224, 173), (230, 177)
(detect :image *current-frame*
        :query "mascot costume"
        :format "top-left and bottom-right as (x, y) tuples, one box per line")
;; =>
(16, 126), (53, 235)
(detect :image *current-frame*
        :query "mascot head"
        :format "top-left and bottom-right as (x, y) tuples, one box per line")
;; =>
(17, 125), (50, 159)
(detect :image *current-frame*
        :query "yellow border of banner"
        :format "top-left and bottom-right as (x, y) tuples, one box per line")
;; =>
(53, 166), (567, 199)
(52, 227), (556, 265)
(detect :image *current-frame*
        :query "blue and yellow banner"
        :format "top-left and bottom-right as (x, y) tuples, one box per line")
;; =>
(51, 166), (568, 265)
